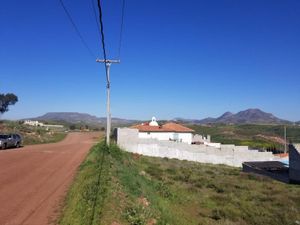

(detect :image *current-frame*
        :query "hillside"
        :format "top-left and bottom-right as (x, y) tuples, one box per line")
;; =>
(188, 124), (300, 151)
(30, 112), (137, 127)
(0, 120), (66, 145)
(33, 112), (101, 124)
(202, 109), (291, 124)
(177, 109), (292, 125)
(59, 143), (300, 225)
(29, 109), (294, 127)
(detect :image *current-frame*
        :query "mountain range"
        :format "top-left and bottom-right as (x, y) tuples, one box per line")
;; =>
(175, 108), (292, 125)
(29, 109), (294, 126)
(30, 112), (137, 126)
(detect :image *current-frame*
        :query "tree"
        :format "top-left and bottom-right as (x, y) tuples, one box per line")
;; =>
(0, 93), (18, 114)
(69, 124), (76, 130)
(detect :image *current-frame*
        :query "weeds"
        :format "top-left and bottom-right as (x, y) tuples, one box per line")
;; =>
(60, 142), (300, 225)
(155, 181), (173, 199)
(124, 205), (153, 225)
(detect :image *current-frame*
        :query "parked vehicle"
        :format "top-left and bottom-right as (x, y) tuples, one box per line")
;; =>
(0, 135), (8, 149)
(0, 134), (22, 150)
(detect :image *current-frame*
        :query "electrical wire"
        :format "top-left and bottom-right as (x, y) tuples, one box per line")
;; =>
(59, 0), (97, 59)
(90, 0), (101, 42)
(96, 0), (109, 86)
(117, 0), (125, 60)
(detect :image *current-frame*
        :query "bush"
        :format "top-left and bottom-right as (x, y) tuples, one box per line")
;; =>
(145, 165), (163, 180)
(156, 182), (173, 199)
(211, 208), (226, 220)
(124, 206), (152, 225)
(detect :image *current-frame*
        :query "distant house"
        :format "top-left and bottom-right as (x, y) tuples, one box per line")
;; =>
(23, 120), (64, 129)
(24, 120), (44, 127)
(131, 117), (194, 144)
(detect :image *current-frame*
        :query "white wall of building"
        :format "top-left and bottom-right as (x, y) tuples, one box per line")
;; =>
(178, 133), (193, 144)
(24, 120), (44, 126)
(117, 128), (276, 167)
(23, 120), (63, 128)
(139, 132), (193, 144)
(204, 142), (221, 148)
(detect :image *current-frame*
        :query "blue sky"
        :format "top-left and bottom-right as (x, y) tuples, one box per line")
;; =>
(1, 0), (300, 121)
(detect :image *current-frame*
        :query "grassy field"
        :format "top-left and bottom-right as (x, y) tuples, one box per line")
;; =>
(188, 124), (300, 151)
(59, 142), (300, 225)
(0, 120), (67, 145)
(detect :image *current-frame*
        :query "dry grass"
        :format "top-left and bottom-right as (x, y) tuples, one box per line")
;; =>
(59, 143), (300, 225)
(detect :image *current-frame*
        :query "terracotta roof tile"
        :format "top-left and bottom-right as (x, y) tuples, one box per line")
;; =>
(162, 122), (195, 132)
(131, 125), (171, 132)
(131, 122), (194, 133)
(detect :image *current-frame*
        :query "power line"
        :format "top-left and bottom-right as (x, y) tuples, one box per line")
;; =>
(95, 0), (125, 61)
(117, 0), (126, 60)
(95, 0), (123, 146)
(96, 0), (109, 85)
(90, 0), (101, 41)
(95, 0), (110, 146)
(59, 0), (96, 58)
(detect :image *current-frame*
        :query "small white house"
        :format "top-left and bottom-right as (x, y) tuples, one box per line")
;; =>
(23, 120), (64, 128)
(131, 117), (194, 144)
(24, 120), (44, 126)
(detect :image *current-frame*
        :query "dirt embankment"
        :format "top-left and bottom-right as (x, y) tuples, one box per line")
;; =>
(255, 134), (286, 145)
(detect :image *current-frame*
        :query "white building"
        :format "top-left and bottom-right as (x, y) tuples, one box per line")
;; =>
(23, 120), (64, 128)
(24, 120), (44, 126)
(131, 117), (194, 144)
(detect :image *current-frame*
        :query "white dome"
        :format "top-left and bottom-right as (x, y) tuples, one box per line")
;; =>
(149, 116), (159, 126)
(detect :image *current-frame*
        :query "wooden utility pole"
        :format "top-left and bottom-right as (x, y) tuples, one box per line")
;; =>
(96, 59), (120, 146)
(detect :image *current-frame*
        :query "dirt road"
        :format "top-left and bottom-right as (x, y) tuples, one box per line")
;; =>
(0, 132), (100, 225)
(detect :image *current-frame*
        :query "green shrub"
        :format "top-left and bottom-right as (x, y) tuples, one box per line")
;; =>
(124, 206), (152, 225)
(156, 181), (173, 199)
(145, 165), (163, 180)
(211, 208), (226, 220)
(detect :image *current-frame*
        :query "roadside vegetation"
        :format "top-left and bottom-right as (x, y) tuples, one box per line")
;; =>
(0, 93), (18, 114)
(0, 120), (67, 145)
(59, 142), (300, 225)
(189, 124), (300, 151)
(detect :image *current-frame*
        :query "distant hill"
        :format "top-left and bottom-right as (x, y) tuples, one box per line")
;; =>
(217, 112), (234, 122)
(28, 110), (293, 127)
(29, 112), (137, 126)
(178, 109), (292, 125)
(173, 118), (203, 124)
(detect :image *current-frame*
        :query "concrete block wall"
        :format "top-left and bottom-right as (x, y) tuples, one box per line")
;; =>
(117, 128), (275, 167)
(289, 144), (300, 184)
(234, 146), (249, 151)
(193, 134), (210, 143)
(242, 163), (289, 183)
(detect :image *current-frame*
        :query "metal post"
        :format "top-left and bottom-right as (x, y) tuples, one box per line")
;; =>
(96, 59), (120, 146)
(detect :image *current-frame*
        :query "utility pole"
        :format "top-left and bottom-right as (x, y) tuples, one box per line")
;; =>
(284, 125), (287, 153)
(96, 59), (120, 146)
